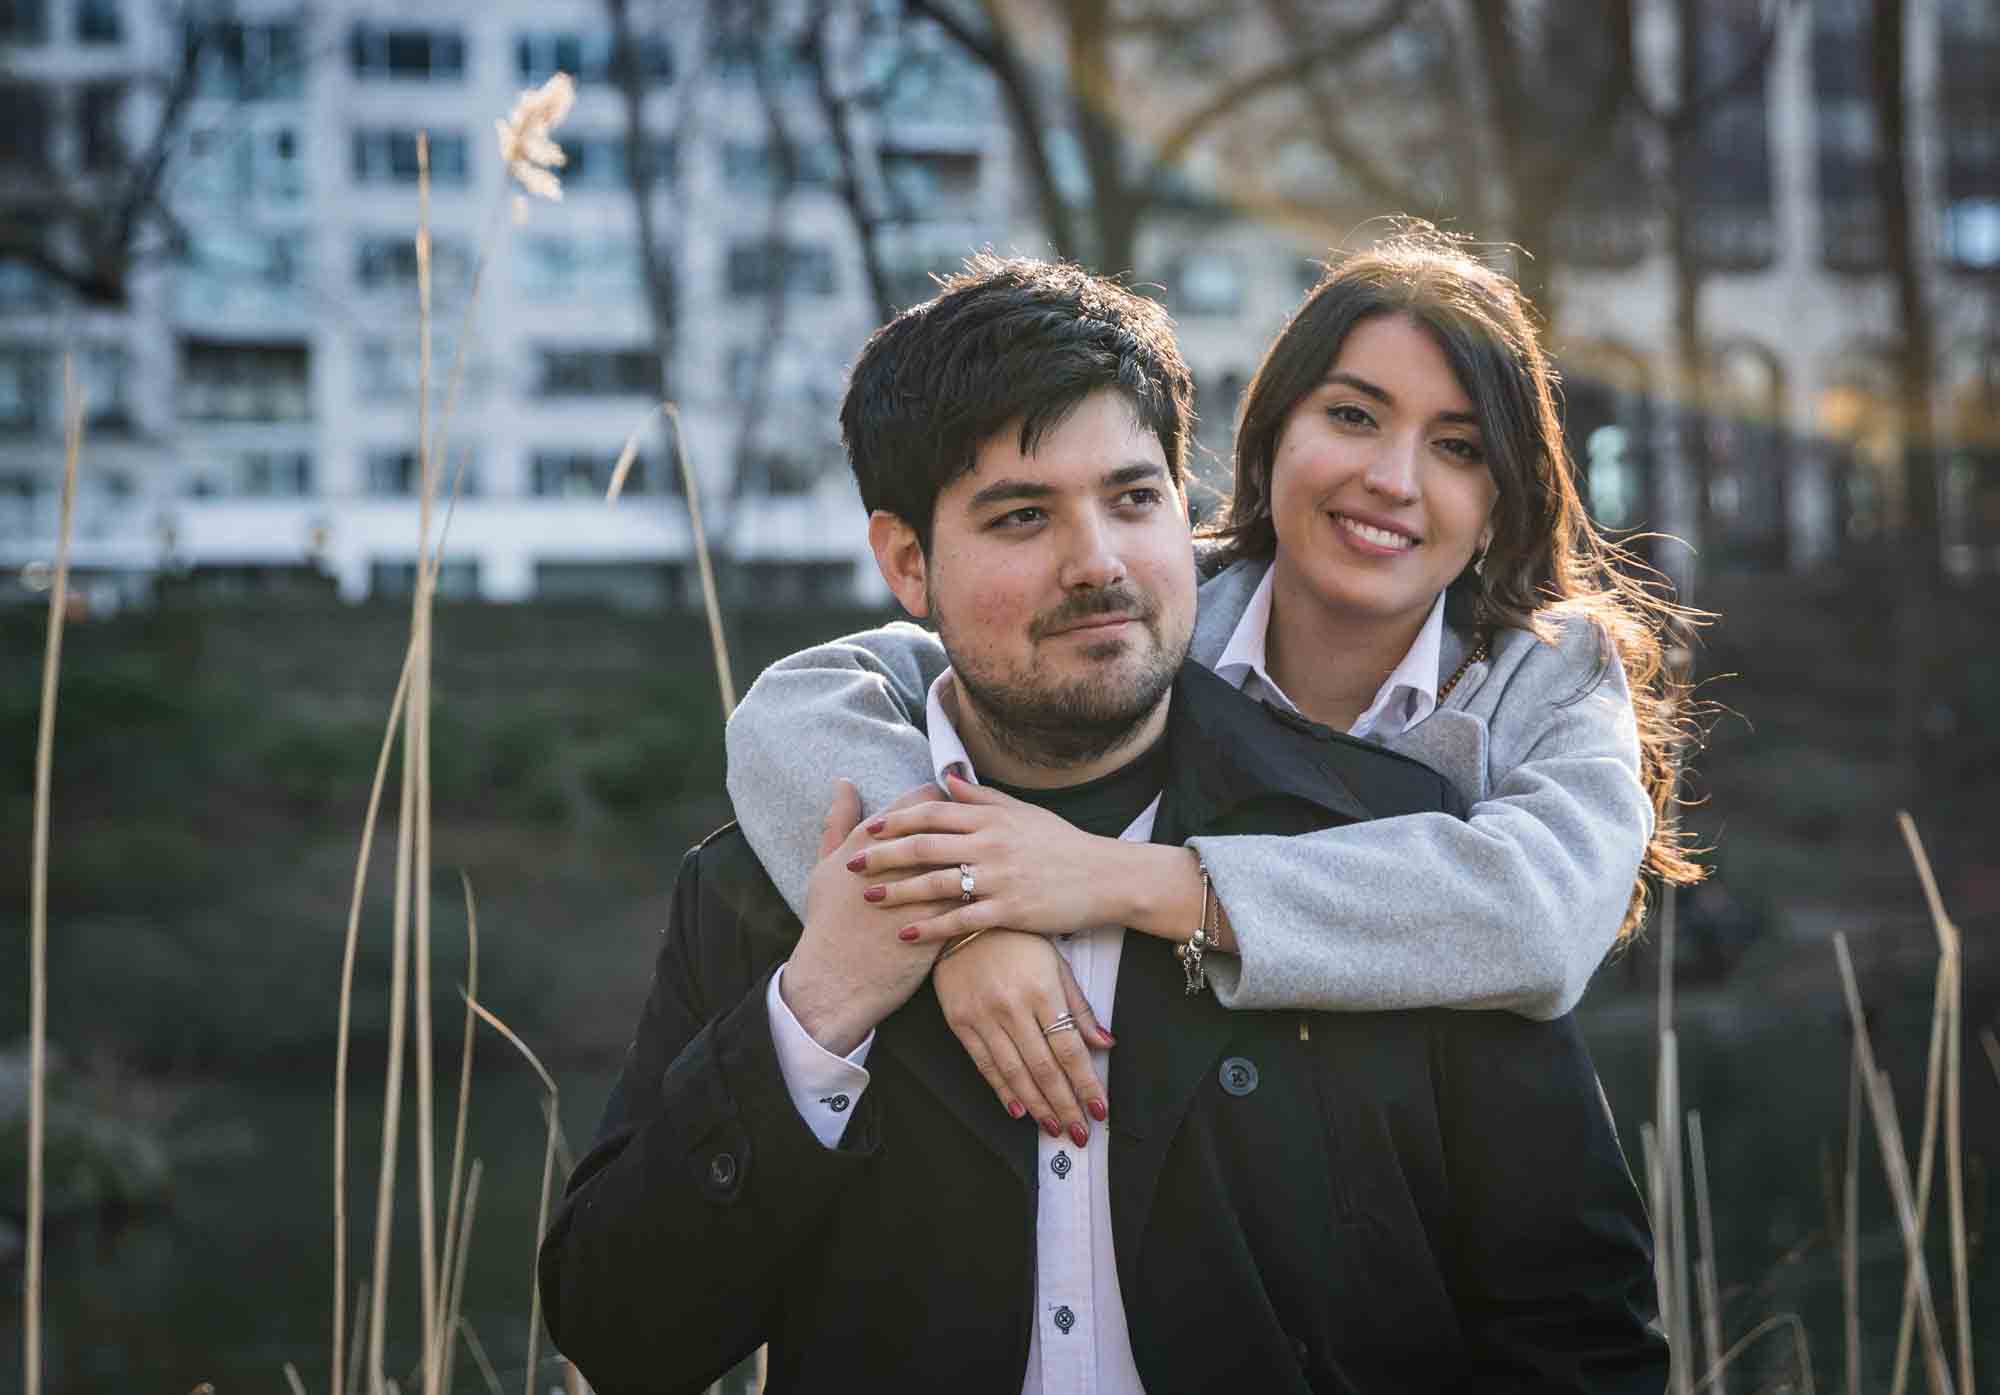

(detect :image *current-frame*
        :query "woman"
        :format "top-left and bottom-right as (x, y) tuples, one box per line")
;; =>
(725, 228), (1699, 1146)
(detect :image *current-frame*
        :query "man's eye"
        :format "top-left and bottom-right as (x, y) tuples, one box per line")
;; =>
(992, 507), (1046, 529)
(1118, 487), (1164, 508)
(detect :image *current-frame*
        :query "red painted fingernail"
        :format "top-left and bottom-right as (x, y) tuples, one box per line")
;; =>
(1099, 1029), (1117, 1046)
(845, 853), (867, 872)
(1087, 1099), (1107, 1122)
(863, 886), (886, 902)
(866, 819), (886, 835)
(1042, 1117), (1061, 1138)
(1007, 1100), (1025, 1119)
(1069, 1122), (1089, 1147)
(898, 926), (920, 942)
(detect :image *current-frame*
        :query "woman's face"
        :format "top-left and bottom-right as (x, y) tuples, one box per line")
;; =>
(1266, 313), (1499, 634)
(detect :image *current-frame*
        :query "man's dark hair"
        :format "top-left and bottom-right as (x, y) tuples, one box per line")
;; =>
(840, 253), (1196, 552)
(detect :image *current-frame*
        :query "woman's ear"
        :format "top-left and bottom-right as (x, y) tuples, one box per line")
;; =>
(868, 510), (931, 619)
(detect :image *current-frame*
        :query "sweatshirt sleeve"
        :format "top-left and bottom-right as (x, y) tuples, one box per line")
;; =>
(725, 621), (949, 919)
(1192, 618), (1652, 1020)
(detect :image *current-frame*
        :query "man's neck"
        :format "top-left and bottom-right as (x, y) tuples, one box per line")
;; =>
(942, 677), (1173, 790)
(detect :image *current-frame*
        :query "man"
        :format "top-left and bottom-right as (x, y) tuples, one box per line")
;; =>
(539, 257), (1664, 1393)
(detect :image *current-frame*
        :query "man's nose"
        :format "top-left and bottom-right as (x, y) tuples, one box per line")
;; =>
(1362, 434), (1421, 503)
(1058, 513), (1127, 591)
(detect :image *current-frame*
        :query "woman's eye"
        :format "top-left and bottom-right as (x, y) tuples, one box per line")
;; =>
(1437, 437), (1486, 463)
(1326, 403), (1373, 428)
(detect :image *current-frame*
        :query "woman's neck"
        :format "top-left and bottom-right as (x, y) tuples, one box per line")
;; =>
(1263, 566), (1433, 732)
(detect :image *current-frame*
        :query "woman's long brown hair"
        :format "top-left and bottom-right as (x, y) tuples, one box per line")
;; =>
(1207, 226), (1705, 940)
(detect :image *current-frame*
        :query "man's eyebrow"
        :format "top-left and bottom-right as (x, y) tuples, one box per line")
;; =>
(1324, 371), (1481, 428)
(964, 461), (1167, 511)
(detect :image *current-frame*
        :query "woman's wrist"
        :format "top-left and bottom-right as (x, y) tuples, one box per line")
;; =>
(1111, 844), (1234, 951)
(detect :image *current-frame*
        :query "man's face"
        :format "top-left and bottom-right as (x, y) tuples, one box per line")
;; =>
(871, 389), (1197, 771)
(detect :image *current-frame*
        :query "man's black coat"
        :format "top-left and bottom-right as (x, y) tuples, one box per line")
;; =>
(539, 662), (1666, 1394)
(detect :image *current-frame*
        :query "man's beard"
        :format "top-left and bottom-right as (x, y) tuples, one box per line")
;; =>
(936, 584), (1186, 771)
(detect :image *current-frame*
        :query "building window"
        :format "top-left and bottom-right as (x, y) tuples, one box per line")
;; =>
(179, 230), (311, 315)
(237, 449), (313, 497)
(0, 0), (46, 43)
(179, 339), (310, 422)
(370, 558), (479, 600)
(354, 335), (482, 400)
(726, 347), (837, 406)
(0, 344), (50, 432)
(880, 148), (980, 220)
(740, 449), (826, 496)
(184, 124), (304, 203)
(531, 347), (662, 398)
(535, 560), (684, 609)
(515, 235), (650, 301)
(194, 20), (303, 101)
(560, 133), (674, 190)
(711, 32), (815, 86)
(0, 257), (52, 311)
(879, 45), (986, 123)
(365, 446), (478, 498)
(1682, 3), (1775, 271)
(81, 344), (131, 432)
(529, 447), (670, 497)
(79, 82), (123, 172)
(355, 233), (472, 296)
(515, 29), (672, 85)
(0, 83), (52, 170)
(719, 140), (838, 193)
(353, 128), (470, 186)
(1169, 253), (1245, 317)
(349, 24), (466, 81)
(1939, 4), (2000, 271)
(724, 240), (835, 298)
(74, 0), (117, 42)
(723, 559), (854, 607)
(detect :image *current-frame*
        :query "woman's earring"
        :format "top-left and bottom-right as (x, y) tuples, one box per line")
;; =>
(1472, 548), (1487, 577)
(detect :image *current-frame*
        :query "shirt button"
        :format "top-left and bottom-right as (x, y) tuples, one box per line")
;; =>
(1051, 1150), (1073, 1179)
(1053, 1304), (1076, 1334)
(818, 1093), (851, 1113)
(1219, 1056), (1259, 1097)
(708, 1152), (738, 1187)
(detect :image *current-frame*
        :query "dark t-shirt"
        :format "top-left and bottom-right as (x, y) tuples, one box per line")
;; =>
(983, 728), (1169, 839)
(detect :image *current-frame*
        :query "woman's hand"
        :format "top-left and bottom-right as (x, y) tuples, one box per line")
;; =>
(850, 773), (1137, 944)
(934, 928), (1116, 1148)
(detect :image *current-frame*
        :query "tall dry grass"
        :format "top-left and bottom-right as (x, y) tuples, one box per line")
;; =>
(22, 356), (82, 1395)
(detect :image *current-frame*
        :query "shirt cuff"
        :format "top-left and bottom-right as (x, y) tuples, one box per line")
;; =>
(766, 963), (874, 1149)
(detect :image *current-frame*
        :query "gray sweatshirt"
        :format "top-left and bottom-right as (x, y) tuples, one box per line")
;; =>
(724, 557), (1653, 1019)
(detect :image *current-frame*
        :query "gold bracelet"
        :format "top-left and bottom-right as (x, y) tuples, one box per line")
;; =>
(936, 928), (992, 963)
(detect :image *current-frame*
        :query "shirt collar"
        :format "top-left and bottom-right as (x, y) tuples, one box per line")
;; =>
(1209, 566), (1449, 741)
(923, 671), (979, 789)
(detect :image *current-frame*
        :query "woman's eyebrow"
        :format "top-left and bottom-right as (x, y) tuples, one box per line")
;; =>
(1323, 371), (1480, 428)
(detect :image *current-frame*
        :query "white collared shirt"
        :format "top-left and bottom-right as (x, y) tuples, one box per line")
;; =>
(1210, 566), (1447, 741)
(768, 671), (1159, 1395)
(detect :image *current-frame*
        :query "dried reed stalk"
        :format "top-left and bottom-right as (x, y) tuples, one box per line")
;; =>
(286, 1363), (310, 1395)
(435, 876), (482, 1395)
(457, 1319), (504, 1395)
(1654, 882), (1692, 1395)
(665, 403), (736, 713)
(1845, 1045), (1862, 1395)
(1890, 963), (1952, 1395)
(1895, 814), (1971, 1395)
(24, 355), (81, 1395)
(440, 1159), (483, 1395)
(412, 132), (444, 1395)
(1689, 1111), (1725, 1395)
(1982, 1029), (2000, 1088)
(335, 649), (414, 1395)
(347, 1282), (370, 1395)
(463, 995), (564, 1395)
(1695, 1312), (1817, 1395)
(1832, 934), (1955, 1395)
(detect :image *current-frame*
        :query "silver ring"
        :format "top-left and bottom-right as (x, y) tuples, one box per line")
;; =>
(1041, 1013), (1078, 1038)
(959, 863), (976, 902)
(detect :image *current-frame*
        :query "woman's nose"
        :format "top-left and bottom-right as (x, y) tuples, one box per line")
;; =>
(1362, 436), (1420, 503)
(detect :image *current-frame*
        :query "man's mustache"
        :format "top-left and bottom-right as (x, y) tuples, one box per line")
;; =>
(1029, 587), (1157, 641)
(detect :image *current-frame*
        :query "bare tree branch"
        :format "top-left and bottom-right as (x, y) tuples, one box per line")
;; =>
(808, 0), (896, 322)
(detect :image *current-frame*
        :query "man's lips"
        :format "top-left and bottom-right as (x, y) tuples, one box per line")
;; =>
(1044, 614), (1140, 638)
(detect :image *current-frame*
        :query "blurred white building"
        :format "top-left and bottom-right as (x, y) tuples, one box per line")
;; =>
(0, 0), (1993, 608)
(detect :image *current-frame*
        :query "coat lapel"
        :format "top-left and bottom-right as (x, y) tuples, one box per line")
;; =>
(1384, 707), (1490, 803)
(874, 977), (1037, 1189)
